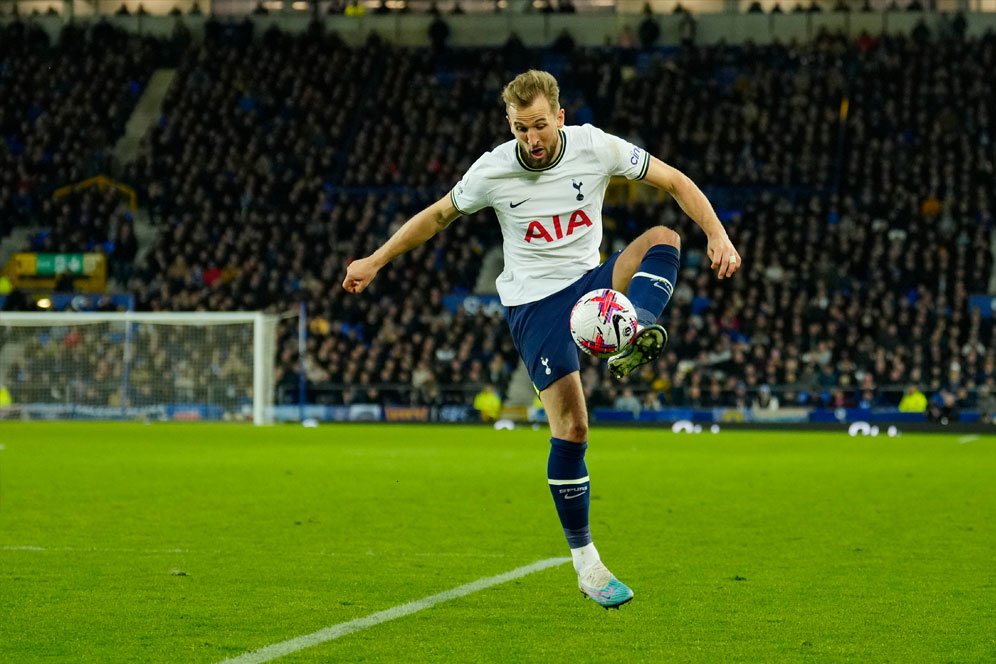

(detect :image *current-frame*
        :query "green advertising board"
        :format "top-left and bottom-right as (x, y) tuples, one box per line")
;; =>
(35, 253), (89, 276)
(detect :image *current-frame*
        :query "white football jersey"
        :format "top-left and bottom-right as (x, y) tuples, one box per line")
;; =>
(450, 124), (650, 306)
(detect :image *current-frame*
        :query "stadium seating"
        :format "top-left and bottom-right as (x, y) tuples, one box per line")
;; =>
(5, 20), (994, 414)
(0, 21), (160, 250)
(121, 29), (996, 410)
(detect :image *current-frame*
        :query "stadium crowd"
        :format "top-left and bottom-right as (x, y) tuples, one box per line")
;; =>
(3, 322), (254, 411)
(596, 29), (996, 410)
(0, 21), (162, 245)
(2, 18), (994, 418)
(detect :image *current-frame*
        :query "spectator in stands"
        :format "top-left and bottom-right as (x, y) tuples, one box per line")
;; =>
(54, 270), (75, 293)
(552, 29), (575, 55)
(978, 385), (995, 425)
(613, 388), (642, 417)
(927, 389), (960, 424)
(428, 13), (450, 51)
(638, 4), (660, 51)
(898, 384), (928, 412)
(678, 8), (696, 45)
(753, 384), (779, 411)
(473, 384), (502, 422)
(951, 12), (967, 39)
(617, 24), (635, 51)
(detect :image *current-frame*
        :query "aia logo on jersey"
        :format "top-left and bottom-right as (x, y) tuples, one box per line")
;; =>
(524, 209), (593, 243)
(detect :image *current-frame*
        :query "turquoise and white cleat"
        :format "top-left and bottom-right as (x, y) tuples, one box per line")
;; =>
(607, 323), (668, 380)
(578, 561), (634, 609)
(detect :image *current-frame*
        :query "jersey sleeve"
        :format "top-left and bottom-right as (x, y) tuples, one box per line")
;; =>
(449, 154), (492, 216)
(585, 124), (651, 181)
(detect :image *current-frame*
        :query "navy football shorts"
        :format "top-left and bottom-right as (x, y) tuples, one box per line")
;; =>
(506, 251), (622, 393)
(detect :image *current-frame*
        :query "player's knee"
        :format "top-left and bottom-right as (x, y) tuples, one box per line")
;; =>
(563, 418), (589, 442)
(647, 226), (680, 250)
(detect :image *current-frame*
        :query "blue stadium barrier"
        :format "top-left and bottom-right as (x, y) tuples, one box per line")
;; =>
(0, 293), (134, 311)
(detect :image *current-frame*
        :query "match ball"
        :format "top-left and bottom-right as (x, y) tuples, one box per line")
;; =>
(569, 288), (639, 358)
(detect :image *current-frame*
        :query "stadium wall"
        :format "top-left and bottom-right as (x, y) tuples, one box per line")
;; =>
(7, 10), (996, 46)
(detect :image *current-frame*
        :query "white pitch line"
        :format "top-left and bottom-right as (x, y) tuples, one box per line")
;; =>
(958, 435), (979, 444)
(0, 546), (513, 559)
(0, 545), (192, 553)
(217, 557), (570, 664)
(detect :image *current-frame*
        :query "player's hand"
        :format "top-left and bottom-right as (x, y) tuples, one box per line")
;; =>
(707, 234), (742, 280)
(342, 256), (381, 294)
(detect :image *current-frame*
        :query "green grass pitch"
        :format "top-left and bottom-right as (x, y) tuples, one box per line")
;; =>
(1, 423), (994, 663)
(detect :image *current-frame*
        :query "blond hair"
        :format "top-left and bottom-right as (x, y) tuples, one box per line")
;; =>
(501, 70), (560, 113)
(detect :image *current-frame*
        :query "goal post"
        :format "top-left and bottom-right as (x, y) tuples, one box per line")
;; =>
(0, 311), (281, 425)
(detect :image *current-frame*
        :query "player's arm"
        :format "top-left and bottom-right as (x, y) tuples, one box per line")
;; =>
(342, 193), (461, 294)
(642, 156), (743, 280)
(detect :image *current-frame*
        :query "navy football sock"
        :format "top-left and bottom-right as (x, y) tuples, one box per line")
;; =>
(627, 244), (680, 328)
(547, 437), (591, 549)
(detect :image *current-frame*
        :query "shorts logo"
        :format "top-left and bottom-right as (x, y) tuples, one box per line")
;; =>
(524, 209), (593, 244)
(541, 357), (552, 375)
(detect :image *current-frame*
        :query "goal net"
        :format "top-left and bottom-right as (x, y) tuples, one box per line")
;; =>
(0, 312), (279, 425)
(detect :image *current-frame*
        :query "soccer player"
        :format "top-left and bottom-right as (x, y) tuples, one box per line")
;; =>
(343, 70), (741, 608)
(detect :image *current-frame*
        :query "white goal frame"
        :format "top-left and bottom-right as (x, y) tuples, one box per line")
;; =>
(0, 311), (279, 425)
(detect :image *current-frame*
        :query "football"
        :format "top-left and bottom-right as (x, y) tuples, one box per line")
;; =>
(569, 288), (639, 358)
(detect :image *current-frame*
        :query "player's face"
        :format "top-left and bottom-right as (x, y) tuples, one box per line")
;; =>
(507, 97), (565, 169)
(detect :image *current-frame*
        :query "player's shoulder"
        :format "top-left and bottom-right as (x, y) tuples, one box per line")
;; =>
(465, 139), (520, 177)
(564, 123), (616, 146)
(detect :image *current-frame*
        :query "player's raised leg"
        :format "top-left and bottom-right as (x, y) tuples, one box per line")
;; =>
(607, 226), (681, 380)
(541, 372), (634, 609)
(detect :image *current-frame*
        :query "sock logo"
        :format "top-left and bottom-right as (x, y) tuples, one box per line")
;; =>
(572, 179), (584, 201)
(541, 357), (552, 375)
(564, 487), (588, 500)
(635, 272), (674, 297)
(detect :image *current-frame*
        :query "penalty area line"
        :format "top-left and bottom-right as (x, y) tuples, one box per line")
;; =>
(217, 556), (570, 664)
